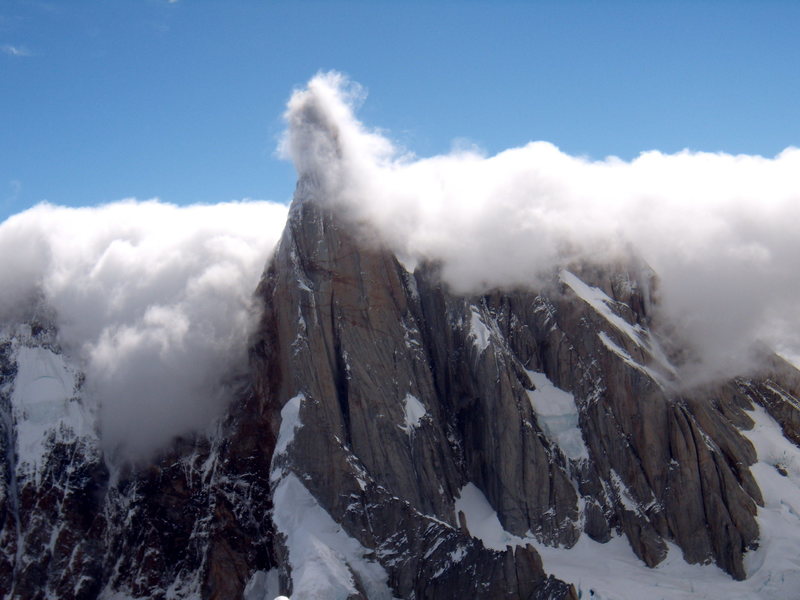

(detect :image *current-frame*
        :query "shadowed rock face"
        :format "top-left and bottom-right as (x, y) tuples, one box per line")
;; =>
(2, 178), (800, 599)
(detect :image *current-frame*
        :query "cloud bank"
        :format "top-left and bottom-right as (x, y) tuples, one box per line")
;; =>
(0, 200), (288, 460)
(283, 72), (800, 382)
(2, 72), (797, 461)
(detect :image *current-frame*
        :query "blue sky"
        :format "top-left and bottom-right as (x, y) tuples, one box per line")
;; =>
(2, 0), (799, 223)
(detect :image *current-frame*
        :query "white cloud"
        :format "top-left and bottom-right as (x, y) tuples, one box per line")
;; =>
(0, 199), (288, 460)
(283, 72), (800, 384)
(2, 44), (31, 57)
(2, 72), (797, 462)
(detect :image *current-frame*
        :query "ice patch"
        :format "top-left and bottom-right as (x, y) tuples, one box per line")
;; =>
(525, 370), (588, 461)
(272, 473), (396, 600)
(398, 393), (426, 434)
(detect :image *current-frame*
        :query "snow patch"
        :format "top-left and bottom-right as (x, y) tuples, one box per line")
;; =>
(455, 478), (798, 598)
(536, 536), (760, 600)
(560, 270), (645, 347)
(10, 345), (94, 479)
(609, 469), (639, 513)
(270, 393), (305, 484)
(454, 483), (527, 551)
(398, 393), (426, 434)
(468, 307), (491, 352)
(274, 393), (304, 457)
(272, 473), (396, 600)
(598, 331), (664, 386)
(525, 370), (588, 461)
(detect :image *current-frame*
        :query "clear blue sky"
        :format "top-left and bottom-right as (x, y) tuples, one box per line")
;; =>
(2, 1), (798, 222)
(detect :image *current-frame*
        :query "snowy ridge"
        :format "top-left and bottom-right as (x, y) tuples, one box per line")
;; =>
(272, 474), (396, 600)
(270, 392), (396, 599)
(561, 270), (676, 379)
(598, 331), (666, 386)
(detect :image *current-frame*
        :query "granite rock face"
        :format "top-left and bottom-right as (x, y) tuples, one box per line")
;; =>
(250, 180), (800, 596)
(252, 185), (578, 599)
(2, 179), (800, 598)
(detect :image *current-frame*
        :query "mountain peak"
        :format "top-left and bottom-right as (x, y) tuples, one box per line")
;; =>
(3, 181), (800, 597)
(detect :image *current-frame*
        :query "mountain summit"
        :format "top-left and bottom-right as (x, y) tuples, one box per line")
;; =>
(4, 174), (800, 599)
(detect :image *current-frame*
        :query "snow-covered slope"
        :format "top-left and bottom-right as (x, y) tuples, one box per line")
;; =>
(0, 317), (104, 599)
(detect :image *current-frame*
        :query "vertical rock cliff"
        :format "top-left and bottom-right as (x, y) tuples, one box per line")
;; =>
(251, 180), (577, 599)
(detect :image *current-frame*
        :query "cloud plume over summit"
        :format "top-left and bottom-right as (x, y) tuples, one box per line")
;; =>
(284, 72), (800, 381)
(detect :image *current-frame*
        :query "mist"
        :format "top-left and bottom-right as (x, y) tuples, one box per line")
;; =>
(0, 199), (288, 460)
(283, 72), (800, 382)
